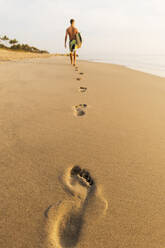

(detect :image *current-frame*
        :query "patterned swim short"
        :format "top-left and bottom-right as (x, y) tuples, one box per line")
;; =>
(69, 39), (78, 53)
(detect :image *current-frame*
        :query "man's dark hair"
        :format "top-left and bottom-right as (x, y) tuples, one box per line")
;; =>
(70, 19), (75, 25)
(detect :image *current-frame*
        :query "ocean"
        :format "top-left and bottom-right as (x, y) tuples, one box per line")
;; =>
(82, 54), (165, 78)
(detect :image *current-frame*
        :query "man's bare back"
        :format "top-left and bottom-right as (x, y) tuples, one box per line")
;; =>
(65, 19), (79, 66)
(66, 26), (78, 41)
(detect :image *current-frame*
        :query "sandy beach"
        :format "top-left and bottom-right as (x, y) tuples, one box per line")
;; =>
(0, 48), (54, 61)
(0, 56), (165, 248)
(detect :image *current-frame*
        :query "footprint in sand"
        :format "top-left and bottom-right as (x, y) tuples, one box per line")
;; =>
(79, 87), (87, 93)
(76, 77), (81, 81)
(45, 166), (95, 248)
(73, 104), (87, 116)
(80, 72), (84, 75)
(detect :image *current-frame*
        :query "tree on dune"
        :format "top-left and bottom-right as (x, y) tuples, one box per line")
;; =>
(9, 39), (18, 45)
(1, 35), (9, 41)
(0, 35), (9, 47)
(0, 35), (49, 53)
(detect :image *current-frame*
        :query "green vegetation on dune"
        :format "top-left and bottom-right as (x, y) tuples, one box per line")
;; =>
(0, 35), (49, 54)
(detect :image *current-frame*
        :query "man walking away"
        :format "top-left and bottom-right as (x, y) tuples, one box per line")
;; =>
(65, 19), (78, 66)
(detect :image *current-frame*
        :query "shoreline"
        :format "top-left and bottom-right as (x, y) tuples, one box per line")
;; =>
(1, 47), (165, 79)
(1, 48), (164, 79)
(1, 53), (165, 80)
(82, 58), (165, 79)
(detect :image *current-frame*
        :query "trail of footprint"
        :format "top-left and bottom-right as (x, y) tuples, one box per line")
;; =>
(79, 87), (87, 93)
(73, 104), (87, 117)
(45, 166), (95, 248)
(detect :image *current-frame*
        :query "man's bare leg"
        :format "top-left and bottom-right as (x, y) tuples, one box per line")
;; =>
(73, 51), (76, 66)
(70, 52), (73, 65)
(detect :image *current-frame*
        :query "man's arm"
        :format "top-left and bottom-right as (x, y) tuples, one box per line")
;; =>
(65, 29), (68, 48)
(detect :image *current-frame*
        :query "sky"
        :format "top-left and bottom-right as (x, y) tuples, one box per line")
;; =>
(0, 0), (165, 58)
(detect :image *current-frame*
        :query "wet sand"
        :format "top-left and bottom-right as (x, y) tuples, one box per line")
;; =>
(0, 56), (165, 248)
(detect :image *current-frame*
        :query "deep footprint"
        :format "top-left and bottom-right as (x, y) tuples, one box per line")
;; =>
(76, 78), (81, 81)
(80, 72), (84, 75)
(79, 87), (87, 93)
(73, 104), (87, 117)
(46, 166), (95, 248)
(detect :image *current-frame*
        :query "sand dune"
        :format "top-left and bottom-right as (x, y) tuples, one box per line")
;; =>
(0, 48), (54, 61)
(0, 56), (165, 248)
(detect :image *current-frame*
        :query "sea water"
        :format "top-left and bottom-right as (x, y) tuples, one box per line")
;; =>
(82, 54), (165, 78)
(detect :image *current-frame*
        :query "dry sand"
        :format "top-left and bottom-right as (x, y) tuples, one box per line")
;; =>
(0, 56), (165, 248)
(0, 48), (54, 61)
